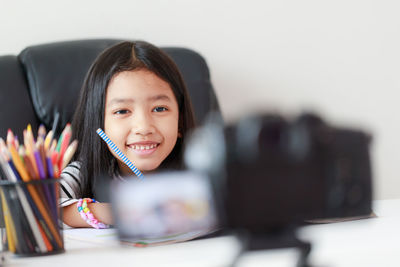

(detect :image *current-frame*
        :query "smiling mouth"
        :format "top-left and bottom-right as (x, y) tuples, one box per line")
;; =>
(127, 143), (160, 151)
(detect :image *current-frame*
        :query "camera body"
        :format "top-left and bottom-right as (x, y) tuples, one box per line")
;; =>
(185, 113), (373, 233)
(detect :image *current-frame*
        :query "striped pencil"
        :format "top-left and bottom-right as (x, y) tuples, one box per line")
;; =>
(96, 128), (144, 179)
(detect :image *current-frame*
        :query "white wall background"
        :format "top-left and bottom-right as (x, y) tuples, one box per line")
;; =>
(1, 0), (399, 199)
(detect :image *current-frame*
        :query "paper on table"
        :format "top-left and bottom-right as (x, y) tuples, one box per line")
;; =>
(305, 212), (377, 224)
(64, 228), (119, 246)
(120, 229), (217, 247)
(64, 228), (215, 247)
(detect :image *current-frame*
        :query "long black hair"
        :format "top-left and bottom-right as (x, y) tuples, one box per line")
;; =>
(71, 41), (196, 198)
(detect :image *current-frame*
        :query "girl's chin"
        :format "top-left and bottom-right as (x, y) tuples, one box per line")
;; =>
(119, 161), (161, 175)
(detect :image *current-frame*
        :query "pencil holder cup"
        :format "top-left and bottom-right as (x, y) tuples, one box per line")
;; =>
(0, 179), (64, 256)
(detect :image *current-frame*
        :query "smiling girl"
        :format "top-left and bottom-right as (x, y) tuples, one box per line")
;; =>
(60, 41), (195, 228)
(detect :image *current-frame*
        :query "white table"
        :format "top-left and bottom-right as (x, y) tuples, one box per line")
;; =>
(3, 199), (400, 267)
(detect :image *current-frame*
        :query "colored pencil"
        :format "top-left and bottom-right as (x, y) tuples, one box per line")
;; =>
(23, 129), (39, 179)
(1, 191), (16, 253)
(38, 124), (46, 139)
(14, 136), (19, 149)
(7, 143), (30, 181)
(44, 130), (53, 151)
(61, 140), (78, 170)
(6, 129), (16, 150)
(57, 124), (71, 168)
(20, 147), (36, 179)
(37, 137), (47, 177)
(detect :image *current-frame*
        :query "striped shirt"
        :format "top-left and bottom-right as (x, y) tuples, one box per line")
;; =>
(59, 161), (124, 207)
(59, 161), (83, 207)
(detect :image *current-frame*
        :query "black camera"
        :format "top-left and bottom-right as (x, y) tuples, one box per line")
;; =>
(185, 112), (373, 233)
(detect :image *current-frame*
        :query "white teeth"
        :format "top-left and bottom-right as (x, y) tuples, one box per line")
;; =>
(131, 144), (157, 150)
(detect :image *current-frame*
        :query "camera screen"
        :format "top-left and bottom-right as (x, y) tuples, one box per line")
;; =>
(111, 171), (218, 243)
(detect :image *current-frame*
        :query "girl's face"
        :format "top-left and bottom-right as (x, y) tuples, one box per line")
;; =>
(104, 69), (180, 175)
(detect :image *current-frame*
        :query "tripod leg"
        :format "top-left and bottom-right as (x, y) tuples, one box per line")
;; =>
(296, 241), (312, 267)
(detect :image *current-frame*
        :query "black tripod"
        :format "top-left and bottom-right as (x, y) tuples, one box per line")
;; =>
(229, 227), (312, 267)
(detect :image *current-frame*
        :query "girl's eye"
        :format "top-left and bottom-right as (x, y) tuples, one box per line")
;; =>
(153, 106), (168, 112)
(114, 109), (130, 115)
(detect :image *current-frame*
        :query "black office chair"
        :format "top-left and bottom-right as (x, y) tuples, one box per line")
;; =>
(0, 39), (221, 138)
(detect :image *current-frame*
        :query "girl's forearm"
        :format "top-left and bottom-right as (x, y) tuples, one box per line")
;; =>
(63, 202), (114, 228)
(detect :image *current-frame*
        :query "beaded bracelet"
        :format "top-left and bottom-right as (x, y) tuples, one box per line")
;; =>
(77, 198), (109, 229)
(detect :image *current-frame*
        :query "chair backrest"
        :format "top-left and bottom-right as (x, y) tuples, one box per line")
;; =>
(0, 55), (40, 138)
(0, 39), (220, 138)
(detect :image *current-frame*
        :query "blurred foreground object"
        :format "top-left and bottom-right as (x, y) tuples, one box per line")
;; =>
(111, 171), (218, 246)
(185, 112), (373, 267)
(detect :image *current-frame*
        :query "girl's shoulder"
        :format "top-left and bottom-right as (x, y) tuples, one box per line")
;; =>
(60, 161), (82, 199)
(62, 161), (81, 170)
(60, 161), (82, 179)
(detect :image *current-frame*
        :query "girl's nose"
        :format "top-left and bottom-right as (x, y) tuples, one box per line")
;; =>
(132, 111), (155, 136)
